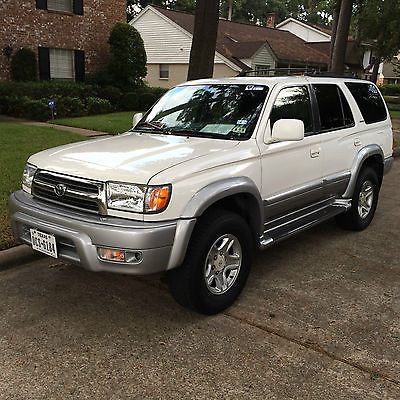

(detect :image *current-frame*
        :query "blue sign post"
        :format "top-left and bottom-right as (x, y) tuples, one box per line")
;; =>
(47, 99), (56, 120)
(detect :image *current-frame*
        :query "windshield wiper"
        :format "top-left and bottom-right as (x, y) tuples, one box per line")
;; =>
(135, 121), (166, 132)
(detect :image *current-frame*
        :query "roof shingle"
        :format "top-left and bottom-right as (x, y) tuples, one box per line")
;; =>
(152, 6), (329, 69)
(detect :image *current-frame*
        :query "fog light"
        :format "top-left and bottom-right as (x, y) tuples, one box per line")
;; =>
(98, 248), (126, 262)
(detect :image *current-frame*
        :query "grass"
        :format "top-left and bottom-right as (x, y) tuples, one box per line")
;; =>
(0, 123), (87, 250)
(51, 111), (140, 134)
(390, 110), (400, 120)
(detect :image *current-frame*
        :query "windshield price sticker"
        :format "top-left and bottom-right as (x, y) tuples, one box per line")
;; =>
(245, 85), (265, 91)
(236, 119), (248, 126)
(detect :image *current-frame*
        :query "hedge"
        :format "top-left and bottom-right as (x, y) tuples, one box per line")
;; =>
(0, 81), (168, 120)
(379, 84), (400, 96)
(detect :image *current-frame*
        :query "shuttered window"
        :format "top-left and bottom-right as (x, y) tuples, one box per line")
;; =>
(47, 0), (73, 12)
(50, 48), (74, 80)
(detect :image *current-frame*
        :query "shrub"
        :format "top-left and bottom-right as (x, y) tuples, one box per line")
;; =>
(24, 98), (50, 121)
(139, 92), (158, 111)
(97, 86), (122, 105)
(10, 48), (37, 82)
(108, 22), (147, 89)
(0, 96), (50, 121)
(380, 84), (400, 96)
(120, 92), (139, 110)
(0, 81), (99, 100)
(86, 97), (113, 115)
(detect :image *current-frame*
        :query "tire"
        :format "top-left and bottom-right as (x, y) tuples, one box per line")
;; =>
(336, 166), (380, 231)
(167, 210), (253, 315)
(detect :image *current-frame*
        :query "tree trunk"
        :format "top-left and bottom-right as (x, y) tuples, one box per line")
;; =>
(330, 0), (353, 74)
(328, 0), (341, 71)
(371, 58), (380, 83)
(187, 0), (220, 81)
(228, 0), (233, 21)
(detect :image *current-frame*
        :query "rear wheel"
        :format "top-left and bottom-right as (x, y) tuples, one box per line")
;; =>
(336, 166), (380, 231)
(167, 210), (253, 315)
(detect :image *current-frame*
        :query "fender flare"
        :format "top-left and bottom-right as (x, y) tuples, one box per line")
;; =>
(167, 177), (263, 270)
(342, 144), (384, 198)
(181, 176), (263, 223)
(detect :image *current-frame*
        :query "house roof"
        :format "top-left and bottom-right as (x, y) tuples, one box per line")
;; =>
(152, 6), (329, 69)
(276, 17), (332, 39)
(307, 41), (362, 68)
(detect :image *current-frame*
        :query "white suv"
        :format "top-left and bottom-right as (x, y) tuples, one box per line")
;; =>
(10, 75), (394, 314)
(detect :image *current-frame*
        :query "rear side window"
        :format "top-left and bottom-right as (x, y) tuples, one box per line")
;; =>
(313, 84), (354, 131)
(345, 82), (387, 124)
(269, 86), (313, 134)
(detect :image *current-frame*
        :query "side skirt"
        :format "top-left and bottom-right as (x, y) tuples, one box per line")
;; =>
(259, 198), (351, 249)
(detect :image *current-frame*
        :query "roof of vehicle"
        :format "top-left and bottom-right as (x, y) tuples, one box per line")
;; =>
(179, 75), (370, 87)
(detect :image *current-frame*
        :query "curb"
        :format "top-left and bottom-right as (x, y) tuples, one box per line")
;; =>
(0, 245), (43, 272)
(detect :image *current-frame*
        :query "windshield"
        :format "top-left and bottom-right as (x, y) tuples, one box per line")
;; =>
(134, 84), (269, 140)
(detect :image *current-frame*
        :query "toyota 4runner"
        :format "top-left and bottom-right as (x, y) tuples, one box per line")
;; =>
(10, 74), (394, 314)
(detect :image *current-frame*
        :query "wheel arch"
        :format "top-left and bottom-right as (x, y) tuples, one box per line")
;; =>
(181, 176), (263, 237)
(167, 177), (263, 270)
(343, 144), (384, 198)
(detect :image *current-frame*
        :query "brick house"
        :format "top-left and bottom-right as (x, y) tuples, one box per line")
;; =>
(0, 0), (126, 82)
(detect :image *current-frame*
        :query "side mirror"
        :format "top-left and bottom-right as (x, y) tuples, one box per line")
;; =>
(271, 119), (304, 142)
(132, 112), (143, 128)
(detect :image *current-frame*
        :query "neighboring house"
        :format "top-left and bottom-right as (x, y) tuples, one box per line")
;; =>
(131, 6), (328, 88)
(277, 17), (366, 75)
(381, 56), (400, 85)
(0, 0), (126, 82)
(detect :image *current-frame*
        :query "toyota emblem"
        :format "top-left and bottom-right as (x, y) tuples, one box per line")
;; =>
(54, 183), (67, 197)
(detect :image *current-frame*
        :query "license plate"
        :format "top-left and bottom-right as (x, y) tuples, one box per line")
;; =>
(30, 229), (58, 258)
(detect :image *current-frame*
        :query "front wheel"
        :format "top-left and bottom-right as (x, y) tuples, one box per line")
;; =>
(167, 210), (253, 315)
(336, 166), (380, 231)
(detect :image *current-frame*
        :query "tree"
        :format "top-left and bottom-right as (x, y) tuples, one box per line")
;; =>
(127, 0), (195, 21)
(187, 0), (220, 80)
(108, 22), (147, 88)
(10, 48), (37, 82)
(356, 0), (400, 83)
(330, 0), (353, 74)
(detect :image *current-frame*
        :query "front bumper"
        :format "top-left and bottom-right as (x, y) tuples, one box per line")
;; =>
(10, 191), (194, 275)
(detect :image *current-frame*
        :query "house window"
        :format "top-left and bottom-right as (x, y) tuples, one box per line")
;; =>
(50, 48), (74, 80)
(47, 0), (73, 12)
(36, 0), (83, 15)
(159, 64), (169, 79)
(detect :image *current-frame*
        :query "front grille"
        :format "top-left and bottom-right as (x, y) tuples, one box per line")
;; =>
(32, 170), (106, 214)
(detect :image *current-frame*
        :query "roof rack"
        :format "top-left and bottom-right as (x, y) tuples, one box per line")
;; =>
(237, 68), (359, 79)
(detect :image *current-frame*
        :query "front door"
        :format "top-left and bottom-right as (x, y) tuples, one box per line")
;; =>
(258, 84), (324, 220)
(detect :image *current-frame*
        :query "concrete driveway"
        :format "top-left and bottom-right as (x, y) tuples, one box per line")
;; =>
(0, 161), (399, 399)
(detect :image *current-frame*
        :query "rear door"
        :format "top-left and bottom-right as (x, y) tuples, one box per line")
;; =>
(311, 82), (358, 198)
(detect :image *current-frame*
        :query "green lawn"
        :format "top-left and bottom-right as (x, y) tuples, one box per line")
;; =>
(51, 111), (140, 134)
(390, 110), (400, 120)
(0, 123), (87, 250)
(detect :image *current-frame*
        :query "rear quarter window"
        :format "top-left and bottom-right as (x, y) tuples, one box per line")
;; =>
(345, 82), (387, 124)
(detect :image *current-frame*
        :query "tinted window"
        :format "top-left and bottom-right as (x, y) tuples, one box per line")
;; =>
(345, 82), (387, 124)
(313, 84), (354, 131)
(269, 86), (313, 134)
(136, 84), (269, 140)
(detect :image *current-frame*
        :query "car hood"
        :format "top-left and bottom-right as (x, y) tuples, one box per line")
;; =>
(28, 132), (240, 183)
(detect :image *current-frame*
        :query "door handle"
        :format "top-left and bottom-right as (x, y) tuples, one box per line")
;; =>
(310, 148), (320, 158)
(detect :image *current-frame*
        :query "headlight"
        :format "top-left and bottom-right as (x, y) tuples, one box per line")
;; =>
(107, 182), (171, 213)
(22, 163), (37, 191)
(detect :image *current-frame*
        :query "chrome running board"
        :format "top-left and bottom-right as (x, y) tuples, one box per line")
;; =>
(259, 198), (351, 249)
